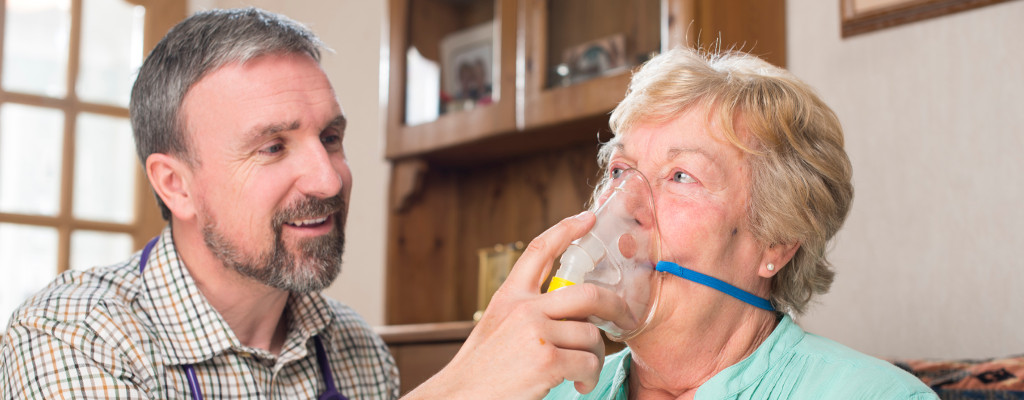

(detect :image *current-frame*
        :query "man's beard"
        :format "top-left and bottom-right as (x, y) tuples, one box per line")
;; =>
(201, 195), (346, 293)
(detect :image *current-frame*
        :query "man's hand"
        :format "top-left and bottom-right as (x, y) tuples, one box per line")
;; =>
(404, 212), (638, 399)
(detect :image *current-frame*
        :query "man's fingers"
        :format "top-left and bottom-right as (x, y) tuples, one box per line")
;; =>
(503, 211), (596, 292)
(545, 348), (603, 395)
(542, 283), (639, 332)
(540, 319), (605, 354)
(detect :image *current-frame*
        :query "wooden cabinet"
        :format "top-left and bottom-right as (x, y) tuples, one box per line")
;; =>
(382, 0), (785, 325)
(376, 321), (475, 395)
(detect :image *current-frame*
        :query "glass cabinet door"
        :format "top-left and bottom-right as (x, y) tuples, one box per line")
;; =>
(520, 0), (666, 130)
(542, 0), (661, 90)
(385, 0), (517, 158)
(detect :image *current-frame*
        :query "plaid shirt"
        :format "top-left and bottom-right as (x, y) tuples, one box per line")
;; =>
(1, 227), (399, 399)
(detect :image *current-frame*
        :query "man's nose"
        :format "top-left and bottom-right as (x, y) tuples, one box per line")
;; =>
(295, 140), (344, 198)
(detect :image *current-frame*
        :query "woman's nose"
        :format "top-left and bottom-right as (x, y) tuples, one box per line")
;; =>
(619, 173), (657, 229)
(626, 192), (656, 228)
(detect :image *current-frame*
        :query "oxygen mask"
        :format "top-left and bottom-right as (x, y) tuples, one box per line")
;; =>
(547, 168), (663, 341)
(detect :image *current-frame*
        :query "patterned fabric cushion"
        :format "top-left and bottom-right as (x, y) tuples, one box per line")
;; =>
(894, 355), (1024, 399)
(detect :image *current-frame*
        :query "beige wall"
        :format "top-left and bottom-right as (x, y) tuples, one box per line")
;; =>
(790, 0), (1024, 359)
(189, 0), (390, 326)
(186, 0), (1024, 359)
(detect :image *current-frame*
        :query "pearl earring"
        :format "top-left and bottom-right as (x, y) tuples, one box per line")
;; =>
(766, 263), (775, 271)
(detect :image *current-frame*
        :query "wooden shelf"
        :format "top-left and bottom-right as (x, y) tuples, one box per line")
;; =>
(375, 320), (476, 344)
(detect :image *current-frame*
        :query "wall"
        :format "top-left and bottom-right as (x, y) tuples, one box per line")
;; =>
(789, 0), (1024, 359)
(189, 0), (390, 326)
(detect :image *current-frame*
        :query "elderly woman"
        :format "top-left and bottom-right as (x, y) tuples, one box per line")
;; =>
(541, 48), (937, 399)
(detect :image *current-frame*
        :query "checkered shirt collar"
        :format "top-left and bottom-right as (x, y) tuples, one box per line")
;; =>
(138, 227), (337, 366)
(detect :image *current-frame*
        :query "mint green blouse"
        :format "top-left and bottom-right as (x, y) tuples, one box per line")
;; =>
(544, 316), (937, 399)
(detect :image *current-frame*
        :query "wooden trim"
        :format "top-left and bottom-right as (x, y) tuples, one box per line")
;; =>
(666, 0), (697, 50)
(128, 0), (186, 248)
(0, 92), (130, 118)
(374, 321), (475, 344)
(841, 0), (1019, 37)
(68, 0), (82, 102)
(53, 0), (81, 273)
(0, 213), (136, 233)
(518, 0), (545, 126)
(0, 214), (62, 228)
(58, 107), (75, 272)
(383, 0), (405, 156)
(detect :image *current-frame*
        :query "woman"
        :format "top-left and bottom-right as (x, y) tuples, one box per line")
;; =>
(543, 48), (937, 399)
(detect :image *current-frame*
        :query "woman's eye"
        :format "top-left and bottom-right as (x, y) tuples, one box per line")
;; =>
(611, 167), (624, 179)
(673, 171), (695, 183)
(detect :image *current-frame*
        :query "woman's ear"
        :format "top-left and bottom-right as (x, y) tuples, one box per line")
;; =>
(759, 242), (800, 278)
(146, 153), (196, 221)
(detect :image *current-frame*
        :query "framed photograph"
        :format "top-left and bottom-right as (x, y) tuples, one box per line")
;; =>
(841, 0), (1017, 37)
(439, 21), (495, 109)
(560, 33), (627, 85)
(476, 242), (524, 316)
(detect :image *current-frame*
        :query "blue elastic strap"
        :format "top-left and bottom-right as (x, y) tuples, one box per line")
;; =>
(656, 261), (775, 312)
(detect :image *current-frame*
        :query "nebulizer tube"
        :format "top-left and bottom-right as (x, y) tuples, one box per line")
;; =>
(547, 168), (663, 341)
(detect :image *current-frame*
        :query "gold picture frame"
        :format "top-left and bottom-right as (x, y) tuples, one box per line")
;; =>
(476, 242), (525, 320)
(841, 0), (1018, 37)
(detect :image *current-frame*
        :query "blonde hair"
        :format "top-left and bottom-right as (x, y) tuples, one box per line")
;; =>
(601, 47), (853, 315)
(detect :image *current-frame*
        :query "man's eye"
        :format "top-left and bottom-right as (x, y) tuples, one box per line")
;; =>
(321, 134), (341, 146)
(263, 143), (284, 154)
(673, 171), (695, 183)
(611, 168), (624, 179)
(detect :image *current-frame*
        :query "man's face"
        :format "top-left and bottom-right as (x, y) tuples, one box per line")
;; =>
(179, 52), (352, 293)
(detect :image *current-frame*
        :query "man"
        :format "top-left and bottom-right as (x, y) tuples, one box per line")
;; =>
(1, 8), (634, 399)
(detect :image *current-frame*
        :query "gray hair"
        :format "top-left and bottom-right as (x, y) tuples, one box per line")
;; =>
(130, 7), (326, 220)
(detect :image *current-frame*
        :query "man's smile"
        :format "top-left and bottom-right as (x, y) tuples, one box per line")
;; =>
(285, 216), (329, 227)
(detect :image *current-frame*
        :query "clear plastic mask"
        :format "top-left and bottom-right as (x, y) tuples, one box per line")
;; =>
(548, 168), (662, 341)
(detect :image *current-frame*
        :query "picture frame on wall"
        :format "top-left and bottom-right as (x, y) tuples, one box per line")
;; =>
(439, 21), (495, 113)
(841, 0), (1017, 37)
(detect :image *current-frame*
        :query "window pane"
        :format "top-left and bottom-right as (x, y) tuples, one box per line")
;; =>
(77, 1), (146, 107)
(70, 230), (133, 270)
(0, 104), (64, 216)
(1, 0), (71, 97)
(73, 113), (136, 223)
(0, 223), (58, 330)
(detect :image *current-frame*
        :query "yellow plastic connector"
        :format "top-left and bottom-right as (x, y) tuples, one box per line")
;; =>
(547, 276), (576, 292)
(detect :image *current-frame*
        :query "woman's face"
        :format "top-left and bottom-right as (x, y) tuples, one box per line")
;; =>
(607, 108), (771, 316)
